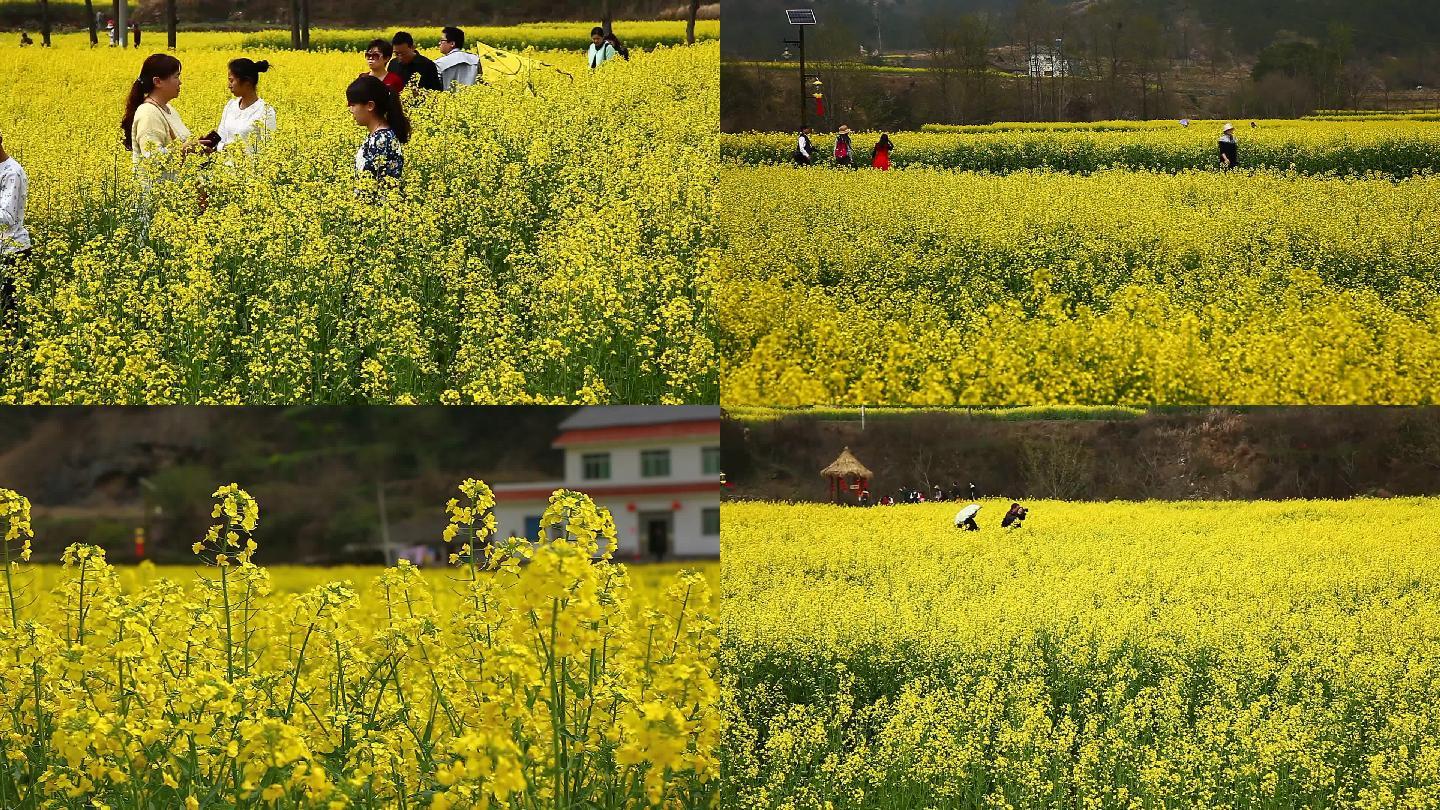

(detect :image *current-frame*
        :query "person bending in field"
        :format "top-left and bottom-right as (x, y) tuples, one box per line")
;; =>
(389, 31), (443, 92)
(347, 75), (411, 188)
(871, 132), (893, 170)
(834, 124), (853, 167)
(1001, 502), (1028, 529)
(587, 26), (618, 68)
(794, 126), (814, 165)
(0, 131), (31, 338)
(1218, 122), (1239, 170)
(361, 39), (406, 96)
(123, 54), (196, 168)
(202, 58), (277, 153)
(954, 504), (981, 531)
(435, 26), (480, 89)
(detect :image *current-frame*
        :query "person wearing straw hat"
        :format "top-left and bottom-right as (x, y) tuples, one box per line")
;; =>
(1218, 122), (1239, 170)
(834, 124), (854, 168)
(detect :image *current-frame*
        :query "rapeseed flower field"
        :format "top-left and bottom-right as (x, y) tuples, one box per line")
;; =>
(720, 166), (1440, 405)
(722, 119), (1440, 175)
(0, 32), (718, 404)
(0, 482), (719, 808)
(722, 498), (1440, 809)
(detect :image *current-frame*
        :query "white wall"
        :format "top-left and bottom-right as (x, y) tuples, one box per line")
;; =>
(494, 492), (719, 559)
(563, 436), (719, 486)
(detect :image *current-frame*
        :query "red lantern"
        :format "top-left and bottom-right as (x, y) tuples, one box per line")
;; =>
(626, 502), (636, 512)
(813, 94), (825, 116)
(671, 500), (682, 511)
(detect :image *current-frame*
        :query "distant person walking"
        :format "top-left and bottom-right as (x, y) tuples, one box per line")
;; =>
(347, 75), (411, 186)
(123, 54), (193, 166)
(388, 31), (443, 91)
(209, 58), (276, 152)
(1218, 123), (1239, 170)
(794, 126), (814, 165)
(872, 132), (892, 170)
(131, 22), (141, 47)
(587, 27), (617, 68)
(362, 39), (406, 95)
(106, 18), (117, 47)
(834, 124), (853, 167)
(434, 26), (480, 89)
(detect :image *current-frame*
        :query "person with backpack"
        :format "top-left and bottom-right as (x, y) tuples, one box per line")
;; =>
(834, 124), (854, 167)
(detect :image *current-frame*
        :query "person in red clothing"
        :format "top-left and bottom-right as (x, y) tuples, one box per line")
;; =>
(871, 132), (893, 170)
(362, 39), (406, 95)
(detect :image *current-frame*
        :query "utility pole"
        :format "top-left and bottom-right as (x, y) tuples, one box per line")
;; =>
(167, 0), (177, 49)
(783, 9), (817, 131)
(116, 0), (127, 48)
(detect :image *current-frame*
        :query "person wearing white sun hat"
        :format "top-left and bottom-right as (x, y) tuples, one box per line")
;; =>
(1218, 122), (1239, 170)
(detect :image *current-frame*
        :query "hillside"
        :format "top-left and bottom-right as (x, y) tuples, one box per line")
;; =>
(722, 407), (1440, 502)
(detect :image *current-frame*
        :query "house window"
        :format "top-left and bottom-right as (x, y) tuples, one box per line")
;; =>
(523, 515), (541, 540)
(641, 449), (671, 478)
(702, 507), (720, 536)
(702, 446), (721, 475)
(582, 452), (610, 480)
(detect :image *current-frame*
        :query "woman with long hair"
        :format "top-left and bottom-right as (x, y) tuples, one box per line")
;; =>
(871, 132), (893, 171)
(209, 57), (277, 152)
(346, 75), (411, 185)
(121, 53), (192, 165)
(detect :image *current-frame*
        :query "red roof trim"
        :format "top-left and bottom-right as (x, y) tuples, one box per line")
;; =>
(495, 481), (719, 501)
(554, 420), (720, 447)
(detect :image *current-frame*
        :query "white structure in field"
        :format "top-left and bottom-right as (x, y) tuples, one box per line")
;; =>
(492, 406), (721, 560)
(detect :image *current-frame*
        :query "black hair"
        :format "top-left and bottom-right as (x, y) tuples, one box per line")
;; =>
(366, 38), (393, 59)
(228, 57), (270, 87)
(442, 26), (464, 49)
(392, 31), (415, 48)
(346, 75), (411, 144)
(591, 26), (604, 36)
(877, 133), (893, 148)
(121, 53), (182, 151)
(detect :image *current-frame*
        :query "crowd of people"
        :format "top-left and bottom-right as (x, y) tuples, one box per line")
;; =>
(794, 124), (892, 169)
(0, 23), (634, 357)
(852, 481), (979, 507)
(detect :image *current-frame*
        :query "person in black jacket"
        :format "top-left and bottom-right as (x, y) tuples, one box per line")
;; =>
(794, 126), (814, 165)
(1218, 123), (1239, 170)
(389, 31), (444, 91)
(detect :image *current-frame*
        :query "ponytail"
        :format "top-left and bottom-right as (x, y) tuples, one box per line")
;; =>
(121, 53), (182, 150)
(345, 75), (412, 144)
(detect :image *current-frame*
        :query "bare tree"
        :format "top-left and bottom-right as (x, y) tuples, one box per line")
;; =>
(167, 0), (177, 49)
(85, 0), (98, 46)
(686, 0), (699, 45)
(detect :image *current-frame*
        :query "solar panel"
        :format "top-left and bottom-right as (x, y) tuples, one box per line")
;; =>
(786, 9), (818, 25)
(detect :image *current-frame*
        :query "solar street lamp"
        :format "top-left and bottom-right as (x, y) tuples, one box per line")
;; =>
(784, 9), (817, 130)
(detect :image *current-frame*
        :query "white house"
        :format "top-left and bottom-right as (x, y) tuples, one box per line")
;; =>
(1027, 51), (1071, 78)
(492, 406), (721, 560)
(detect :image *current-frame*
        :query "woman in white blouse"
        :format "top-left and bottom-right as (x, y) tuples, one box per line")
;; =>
(121, 53), (193, 166)
(209, 58), (277, 152)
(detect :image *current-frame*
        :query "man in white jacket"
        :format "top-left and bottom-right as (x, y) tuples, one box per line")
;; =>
(435, 26), (480, 89)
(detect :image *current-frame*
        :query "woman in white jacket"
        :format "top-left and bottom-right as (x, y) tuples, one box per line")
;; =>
(210, 57), (277, 152)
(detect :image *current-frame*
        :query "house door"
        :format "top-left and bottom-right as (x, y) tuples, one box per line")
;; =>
(638, 512), (673, 561)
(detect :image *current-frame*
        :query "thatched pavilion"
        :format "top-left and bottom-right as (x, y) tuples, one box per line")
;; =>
(821, 447), (873, 503)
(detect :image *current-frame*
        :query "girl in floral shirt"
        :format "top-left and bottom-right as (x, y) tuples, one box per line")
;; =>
(346, 75), (411, 186)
